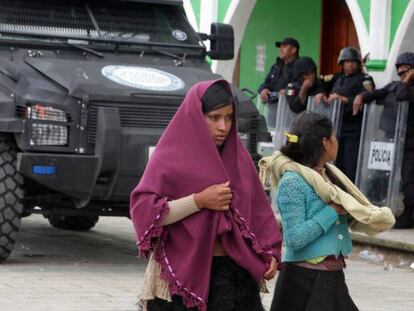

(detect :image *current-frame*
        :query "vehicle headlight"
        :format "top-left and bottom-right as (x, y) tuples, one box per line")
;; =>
(28, 105), (69, 146)
(30, 123), (68, 146)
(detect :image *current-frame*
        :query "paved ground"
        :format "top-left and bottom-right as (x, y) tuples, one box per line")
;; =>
(0, 215), (413, 311)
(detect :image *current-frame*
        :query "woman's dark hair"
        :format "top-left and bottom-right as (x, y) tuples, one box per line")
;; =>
(201, 82), (233, 113)
(281, 111), (334, 167)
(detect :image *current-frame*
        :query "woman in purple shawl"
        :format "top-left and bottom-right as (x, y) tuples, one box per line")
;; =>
(130, 80), (282, 311)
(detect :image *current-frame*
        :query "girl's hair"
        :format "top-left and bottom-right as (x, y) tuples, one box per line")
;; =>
(281, 111), (334, 167)
(201, 82), (233, 113)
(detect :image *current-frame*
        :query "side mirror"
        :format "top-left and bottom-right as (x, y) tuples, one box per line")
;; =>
(198, 23), (234, 60)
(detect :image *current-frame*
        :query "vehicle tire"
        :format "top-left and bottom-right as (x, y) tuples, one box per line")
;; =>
(0, 134), (24, 262)
(48, 215), (99, 231)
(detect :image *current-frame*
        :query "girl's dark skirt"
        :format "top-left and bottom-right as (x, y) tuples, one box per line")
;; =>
(270, 263), (358, 311)
(147, 256), (264, 311)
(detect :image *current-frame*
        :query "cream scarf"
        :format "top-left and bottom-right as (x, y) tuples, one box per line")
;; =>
(259, 152), (395, 236)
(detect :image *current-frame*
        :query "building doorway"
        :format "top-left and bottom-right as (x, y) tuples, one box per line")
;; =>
(320, 0), (360, 75)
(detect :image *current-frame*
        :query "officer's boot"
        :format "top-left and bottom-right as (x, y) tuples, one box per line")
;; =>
(394, 205), (414, 229)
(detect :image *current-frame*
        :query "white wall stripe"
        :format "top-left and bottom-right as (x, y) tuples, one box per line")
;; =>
(345, 0), (369, 55)
(183, 0), (199, 32)
(212, 0), (257, 81)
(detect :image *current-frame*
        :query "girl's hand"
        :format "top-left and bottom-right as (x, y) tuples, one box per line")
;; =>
(194, 182), (232, 211)
(330, 202), (348, 215)
(263, 257), (278, 280)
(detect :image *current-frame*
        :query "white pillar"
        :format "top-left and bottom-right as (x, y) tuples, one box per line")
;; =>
(200, 0), (218, 50)
(368, 0), (391, 61)
(345, 0), (369, 55)
(183, 0), (199, 32)
(212, 0), (257, 81)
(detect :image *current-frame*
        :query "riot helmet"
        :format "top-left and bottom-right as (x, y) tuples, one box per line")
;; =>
(337, 47), (361, 65)
(395, 52), (414, 69)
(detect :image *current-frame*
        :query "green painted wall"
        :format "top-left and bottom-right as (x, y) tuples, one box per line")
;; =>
(239, 0), (322, 98)
(189, 0), (231, 28)
(357, 0), (370, 31)
(390, 0), (410, 49)
(218, 0), (232, 22)
(190, 0), (201, 28)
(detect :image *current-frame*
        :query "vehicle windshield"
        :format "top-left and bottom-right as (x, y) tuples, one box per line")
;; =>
(0, 0), (201, 48)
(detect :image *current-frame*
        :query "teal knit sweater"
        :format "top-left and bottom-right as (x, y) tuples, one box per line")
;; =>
(276, 171), (352, 262)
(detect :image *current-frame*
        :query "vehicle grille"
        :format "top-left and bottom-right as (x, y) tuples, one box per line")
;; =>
(249, 133), (257, 154)
(87, 102), (177, 143)
(0, 0), (200, 46)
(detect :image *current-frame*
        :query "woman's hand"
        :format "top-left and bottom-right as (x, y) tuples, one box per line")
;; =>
(330, 202), (348, 215)
(263, 257), (278, 280)
(194, 182), (232, 211)
(352, 94), (364, 115)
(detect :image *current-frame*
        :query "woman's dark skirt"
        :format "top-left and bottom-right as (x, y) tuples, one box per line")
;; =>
(270, 263), (359, 311)
(147, 256), (264, 311)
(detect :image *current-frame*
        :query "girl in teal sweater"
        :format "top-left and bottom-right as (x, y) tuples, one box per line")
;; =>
(270, 112), (359, 311)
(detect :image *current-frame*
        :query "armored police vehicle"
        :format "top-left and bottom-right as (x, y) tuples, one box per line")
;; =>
(0, 0), (268, 260)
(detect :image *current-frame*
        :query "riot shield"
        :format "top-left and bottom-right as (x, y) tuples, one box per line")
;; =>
(355, 94), (408, 213)
(273, 95), (298, 150)
(265, 101), (278, 131)
(307, 97), (343, 136)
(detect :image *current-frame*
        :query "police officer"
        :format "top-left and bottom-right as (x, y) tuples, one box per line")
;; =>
(285, 56), (325, 113)
(318, 47), (375, 182)
(258, 37), (299, 128)
(354, 52), (414, 229)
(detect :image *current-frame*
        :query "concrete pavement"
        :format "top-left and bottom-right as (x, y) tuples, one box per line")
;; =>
(0, 215), (413, 311)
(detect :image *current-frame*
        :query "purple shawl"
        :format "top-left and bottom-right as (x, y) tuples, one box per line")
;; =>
(130, 80), (282, 310)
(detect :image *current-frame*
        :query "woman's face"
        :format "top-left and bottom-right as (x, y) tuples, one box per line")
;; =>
(204, 104), (234, 147)
(323, 132), (338, 162)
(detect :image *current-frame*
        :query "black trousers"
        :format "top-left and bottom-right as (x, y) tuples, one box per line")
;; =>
(336, 133), (361, 183)
(147, 257), (264, 311)
(270, 264), (358, 311)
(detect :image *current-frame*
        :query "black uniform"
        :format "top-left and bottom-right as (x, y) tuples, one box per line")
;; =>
(362, 81), (414, 207)
(285, 80), (325, 113)
(326, 72), (375, 182)
(258, 57), (297, 128)
(258, 57), (297, 93)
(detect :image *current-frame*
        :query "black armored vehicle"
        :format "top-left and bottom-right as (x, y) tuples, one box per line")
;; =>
(0, 0), (269, 260)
